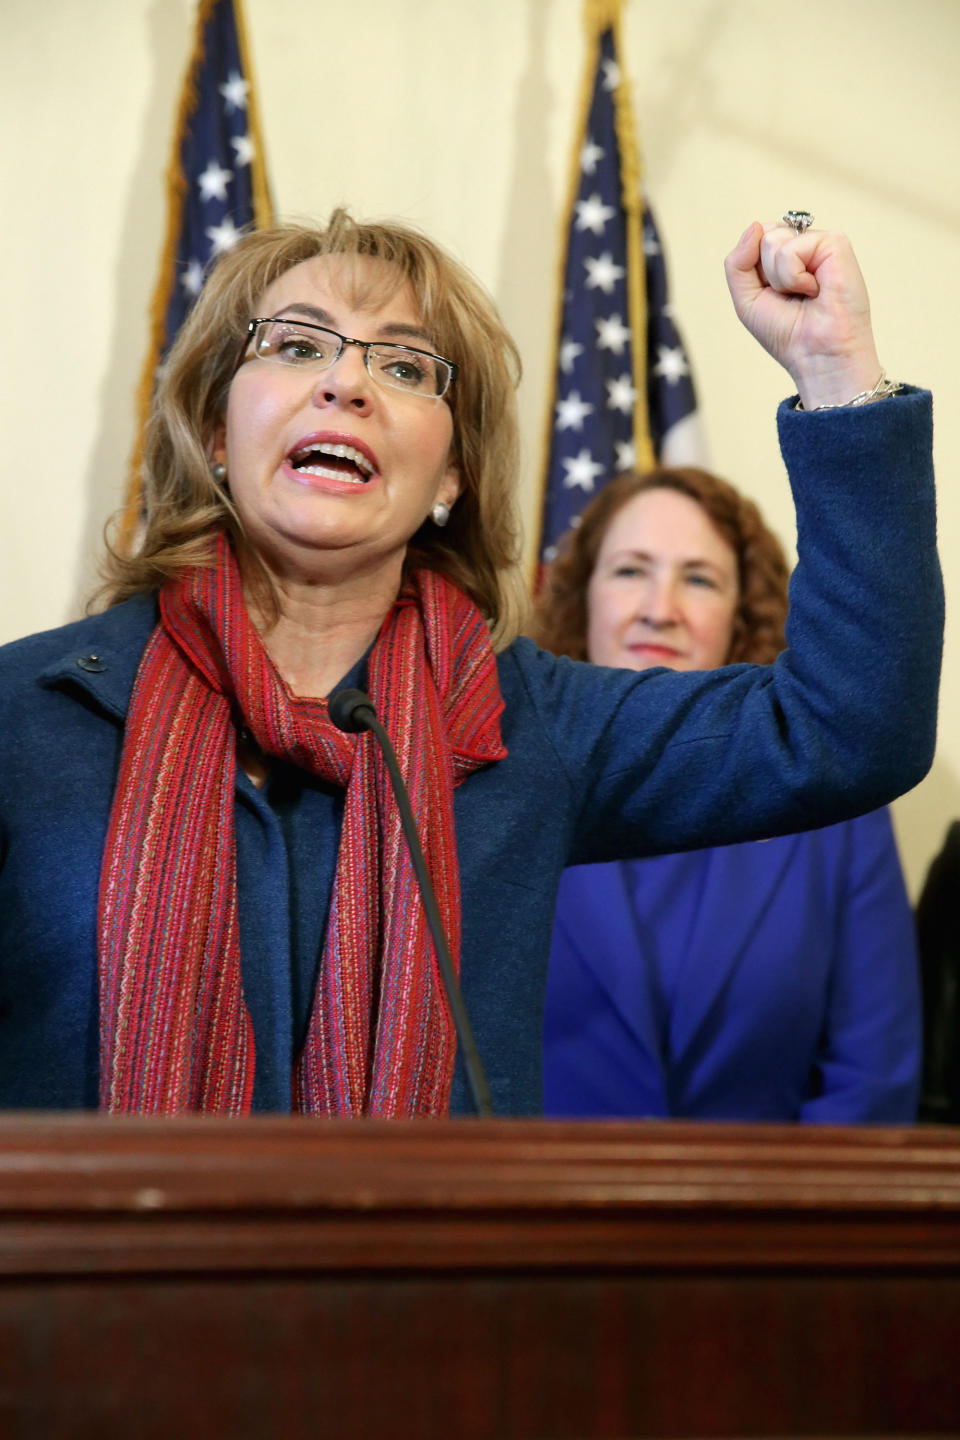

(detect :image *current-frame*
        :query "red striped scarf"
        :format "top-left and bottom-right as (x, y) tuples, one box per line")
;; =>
(98, 533), (506, 1115)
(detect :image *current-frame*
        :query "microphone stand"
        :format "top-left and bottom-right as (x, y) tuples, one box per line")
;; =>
(328, 688), (494, 1118)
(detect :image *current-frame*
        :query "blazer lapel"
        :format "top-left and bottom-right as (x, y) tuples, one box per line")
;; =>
(668, 836), (800, 1061)
(559, 862), (667, 1075)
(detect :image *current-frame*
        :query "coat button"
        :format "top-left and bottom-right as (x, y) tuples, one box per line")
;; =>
(77, 653), (106, 673)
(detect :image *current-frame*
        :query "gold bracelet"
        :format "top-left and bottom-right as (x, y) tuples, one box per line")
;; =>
(796, 373), (904, 412)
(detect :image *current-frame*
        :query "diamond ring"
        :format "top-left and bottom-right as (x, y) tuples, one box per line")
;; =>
(781, 210), (814, 235)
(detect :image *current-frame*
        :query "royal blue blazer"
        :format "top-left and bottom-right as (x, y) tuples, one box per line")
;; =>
(543, 810), (921, 1122)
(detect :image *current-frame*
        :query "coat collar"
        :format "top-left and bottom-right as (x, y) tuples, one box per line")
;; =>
(35, 592), (159, 722)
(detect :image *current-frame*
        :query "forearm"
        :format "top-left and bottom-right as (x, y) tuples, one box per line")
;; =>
(554, 387), (941, 863)
(777, 387), (942, 804)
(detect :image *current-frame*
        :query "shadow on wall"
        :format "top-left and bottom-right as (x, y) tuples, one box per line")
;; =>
(494, 0), (557, 562)
(73, 0), (190, 616)
(894, 757), (960, 902)
(639, 0), (957, 233)
(633, 0), (730, 187)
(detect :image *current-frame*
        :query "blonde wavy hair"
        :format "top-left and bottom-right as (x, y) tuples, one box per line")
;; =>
(533, 466), (790, 665)
(100, 211), (529, 648)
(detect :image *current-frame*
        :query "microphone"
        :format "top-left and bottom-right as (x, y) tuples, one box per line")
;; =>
(328, 687), (494, 1118)
(327, 687), (378, 734)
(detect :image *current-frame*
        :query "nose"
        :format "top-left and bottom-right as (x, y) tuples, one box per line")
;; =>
(311, 344), (374, 416)
(639, 574), (681, 629)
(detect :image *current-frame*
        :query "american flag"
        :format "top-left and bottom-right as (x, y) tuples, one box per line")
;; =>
(159, 0), (270, 345)
(125, 0), (271, 527)
(537, 21), (701, 564)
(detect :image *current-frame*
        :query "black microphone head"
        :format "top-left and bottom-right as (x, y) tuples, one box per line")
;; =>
(328, 687), (377, 734)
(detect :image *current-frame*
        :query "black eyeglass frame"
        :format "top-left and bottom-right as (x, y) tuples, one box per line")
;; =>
(233, 317), (459, 396)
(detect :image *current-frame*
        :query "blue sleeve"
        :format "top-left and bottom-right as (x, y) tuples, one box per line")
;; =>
(800, 809), (921, 1123)
(509, 390), (942, 864)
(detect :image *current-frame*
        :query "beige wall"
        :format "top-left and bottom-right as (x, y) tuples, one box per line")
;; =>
(2, 0), (958, 894)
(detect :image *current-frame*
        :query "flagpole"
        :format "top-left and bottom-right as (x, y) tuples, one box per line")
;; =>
(605, 2), (655, 475)
(121, 0), (218, 546)
(121, 0), (271, 548)
(530, 8), (600, 586)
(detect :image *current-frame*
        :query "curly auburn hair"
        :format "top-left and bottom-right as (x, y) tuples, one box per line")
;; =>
(533, 466), (790, 666)
(98, 210), (530, 649)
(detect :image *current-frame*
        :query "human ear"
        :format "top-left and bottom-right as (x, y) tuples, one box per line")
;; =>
(207, 420), (227, 466)
(437, 461), (462, 512)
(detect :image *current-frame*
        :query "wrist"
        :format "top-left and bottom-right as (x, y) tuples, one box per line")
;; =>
(792, 347), (883, 411)
(796, 372), (903, 413)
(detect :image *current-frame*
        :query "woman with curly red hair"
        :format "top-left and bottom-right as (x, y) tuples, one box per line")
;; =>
(535, 466), (921, 1122)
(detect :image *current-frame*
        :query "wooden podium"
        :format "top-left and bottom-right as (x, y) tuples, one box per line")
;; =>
(0, 1116), (958, 1438)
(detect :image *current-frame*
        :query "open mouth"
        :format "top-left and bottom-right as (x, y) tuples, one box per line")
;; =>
(287, 441), (376, 484)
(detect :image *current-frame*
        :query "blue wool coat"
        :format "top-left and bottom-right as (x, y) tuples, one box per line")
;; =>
(543, 810), (921, 1123)
(0, 394), (943, 1114)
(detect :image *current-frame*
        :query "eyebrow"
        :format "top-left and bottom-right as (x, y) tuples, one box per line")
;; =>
(607, 549), (730, 576)
(272, 302), (437, 349)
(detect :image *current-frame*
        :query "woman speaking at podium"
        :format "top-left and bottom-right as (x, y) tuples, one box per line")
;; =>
(0, 211), (941, 1116)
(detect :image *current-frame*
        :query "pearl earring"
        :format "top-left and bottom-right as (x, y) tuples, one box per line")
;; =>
(210, 461), (227, 483)
(431, 501), (451, 528)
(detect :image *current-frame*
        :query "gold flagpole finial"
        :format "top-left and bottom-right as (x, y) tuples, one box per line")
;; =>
(583, 0), (625, 34)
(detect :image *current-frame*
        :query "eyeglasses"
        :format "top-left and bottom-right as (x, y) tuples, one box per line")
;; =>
(237, 317), (459, 399)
